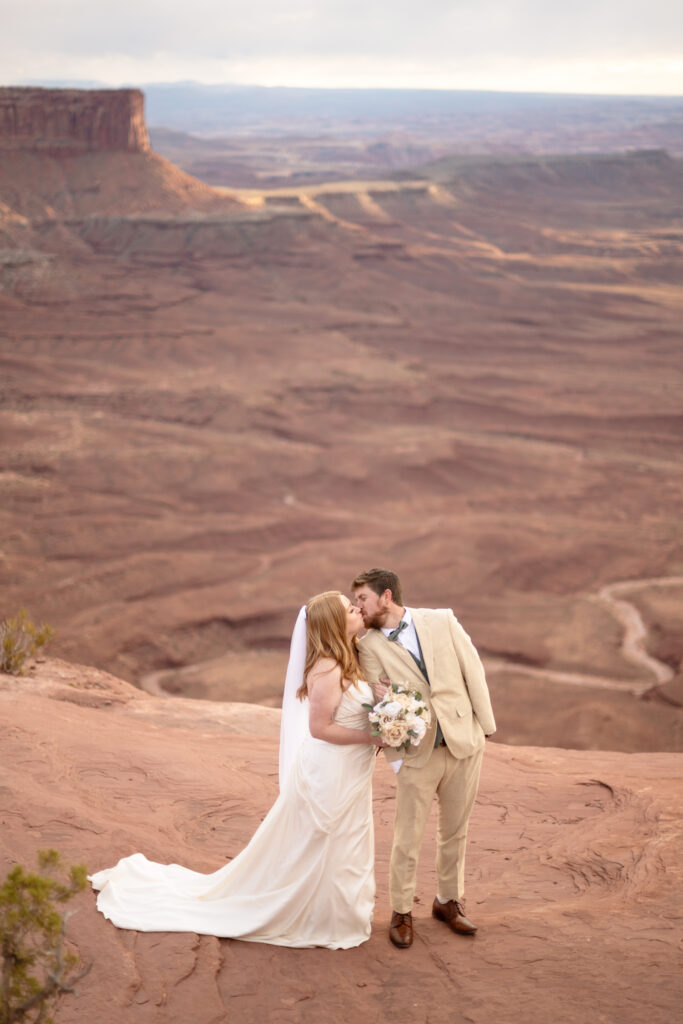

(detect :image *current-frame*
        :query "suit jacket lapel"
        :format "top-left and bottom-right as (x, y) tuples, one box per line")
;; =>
(375, 629), (423, 682)
(410, 608), (433, 682)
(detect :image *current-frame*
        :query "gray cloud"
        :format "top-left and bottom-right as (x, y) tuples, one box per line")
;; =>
(2, 0), (682, 89)
(5, 1), (683, 59)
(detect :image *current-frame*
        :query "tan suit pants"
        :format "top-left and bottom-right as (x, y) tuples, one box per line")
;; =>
(390, 744), (484, 914)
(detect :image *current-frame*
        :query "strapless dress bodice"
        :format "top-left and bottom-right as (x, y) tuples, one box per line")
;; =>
(334, 680), (374, 731)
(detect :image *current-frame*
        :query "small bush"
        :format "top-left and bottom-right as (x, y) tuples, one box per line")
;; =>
(0, 850), (90, 1024)
(0, 611), (54, 676)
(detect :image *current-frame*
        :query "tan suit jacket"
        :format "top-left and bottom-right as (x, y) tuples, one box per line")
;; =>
(357, 608), (496, 768)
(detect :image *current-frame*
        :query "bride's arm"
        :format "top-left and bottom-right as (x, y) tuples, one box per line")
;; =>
(307, 660), (381, 746)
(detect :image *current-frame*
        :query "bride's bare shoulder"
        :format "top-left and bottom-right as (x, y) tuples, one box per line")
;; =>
(308, 656), (340, 678)
(306, 657), (342, 693)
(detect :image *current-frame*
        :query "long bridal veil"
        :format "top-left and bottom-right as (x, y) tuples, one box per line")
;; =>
(278, 605), (310, 788)
(90, 601), (375, 948)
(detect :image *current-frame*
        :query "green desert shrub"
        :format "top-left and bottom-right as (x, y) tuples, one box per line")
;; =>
(0, 850), (90, 1024)
(0, 611), (54, 676)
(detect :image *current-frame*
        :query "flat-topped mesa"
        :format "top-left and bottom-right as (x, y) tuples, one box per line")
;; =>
(0, 87), (150, 153)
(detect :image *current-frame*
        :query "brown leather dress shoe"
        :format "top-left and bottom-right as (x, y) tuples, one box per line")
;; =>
(389, 910), (413, 948)
(432, 897), (477, 935)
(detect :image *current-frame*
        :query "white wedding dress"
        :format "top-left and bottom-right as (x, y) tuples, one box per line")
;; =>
(90, 681), (376, 949)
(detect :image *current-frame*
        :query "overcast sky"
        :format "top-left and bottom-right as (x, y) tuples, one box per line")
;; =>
(2, 0), (682, 95)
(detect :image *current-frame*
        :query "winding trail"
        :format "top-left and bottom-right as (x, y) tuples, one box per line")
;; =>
(483, 656), (650, 696)
(486, 576), (683, 697)
(141, 574), (682, 703)
(139, 670), (167, 696)
(596, 576), (683, 686)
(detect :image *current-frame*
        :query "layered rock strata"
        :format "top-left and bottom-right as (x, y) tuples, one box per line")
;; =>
(0, 87), (150, 153)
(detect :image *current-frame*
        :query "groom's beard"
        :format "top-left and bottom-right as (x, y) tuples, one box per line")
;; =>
(364, 610), (389, 630)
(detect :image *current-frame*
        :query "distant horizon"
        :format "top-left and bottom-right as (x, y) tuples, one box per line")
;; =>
(6, 79), (683, 101)
(4, 0), (681, 99)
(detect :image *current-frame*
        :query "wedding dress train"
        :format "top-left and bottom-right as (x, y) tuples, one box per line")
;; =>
(90, 681), (375, 949)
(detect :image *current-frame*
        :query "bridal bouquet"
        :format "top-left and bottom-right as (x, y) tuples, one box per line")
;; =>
(364, 682), (432, 754)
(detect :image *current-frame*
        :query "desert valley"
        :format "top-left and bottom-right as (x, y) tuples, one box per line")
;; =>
(1, 86), (681, 751)
(0, 85), (682, 1023)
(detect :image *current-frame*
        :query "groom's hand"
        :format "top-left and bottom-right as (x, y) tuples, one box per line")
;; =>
(373, 677), (391, 701)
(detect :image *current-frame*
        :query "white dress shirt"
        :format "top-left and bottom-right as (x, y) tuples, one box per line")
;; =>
(381, 607), (423, 664)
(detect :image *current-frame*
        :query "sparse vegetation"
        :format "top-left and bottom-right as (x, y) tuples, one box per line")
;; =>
(0, 611), (54, 676)
(0, 850), (90, 1024)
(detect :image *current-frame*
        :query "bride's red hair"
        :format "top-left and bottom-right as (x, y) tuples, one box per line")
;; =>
(297, 590), (359, 700)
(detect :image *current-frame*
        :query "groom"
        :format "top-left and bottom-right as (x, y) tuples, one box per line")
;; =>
(353, 568), (496, 949)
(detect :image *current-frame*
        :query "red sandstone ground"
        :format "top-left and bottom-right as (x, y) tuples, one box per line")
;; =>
(1, 659), (681, 1024)
(1, 118), (682, 752)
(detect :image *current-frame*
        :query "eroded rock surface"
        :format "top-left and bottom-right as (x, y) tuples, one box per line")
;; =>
(0, 659), (680, 1024)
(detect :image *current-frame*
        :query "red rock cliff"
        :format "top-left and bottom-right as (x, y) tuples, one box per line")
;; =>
(0, 87), (150, 153)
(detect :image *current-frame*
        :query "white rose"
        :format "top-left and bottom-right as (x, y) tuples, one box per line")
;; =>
(410, 717), (427, 738)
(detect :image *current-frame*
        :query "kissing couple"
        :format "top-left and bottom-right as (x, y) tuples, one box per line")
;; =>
(91, 568), (496, 950)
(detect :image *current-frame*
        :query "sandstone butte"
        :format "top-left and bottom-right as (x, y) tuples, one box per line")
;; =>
(0, 86), (242, 219)
(0, 658), (680, 1024)
(0, 87), (150, 153)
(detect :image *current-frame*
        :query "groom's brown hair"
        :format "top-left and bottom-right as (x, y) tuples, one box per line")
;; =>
(351, 568), (403, 605)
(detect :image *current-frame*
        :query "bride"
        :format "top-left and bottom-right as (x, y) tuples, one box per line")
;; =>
(90, 591), (382, 949)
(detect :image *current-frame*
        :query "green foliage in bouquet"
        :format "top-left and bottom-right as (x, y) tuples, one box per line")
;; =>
(0, 850), (90, 1024)
(0, 611), (54, 676)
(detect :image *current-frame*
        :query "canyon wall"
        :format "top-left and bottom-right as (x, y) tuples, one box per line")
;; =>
(0, 87), (150, 153)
